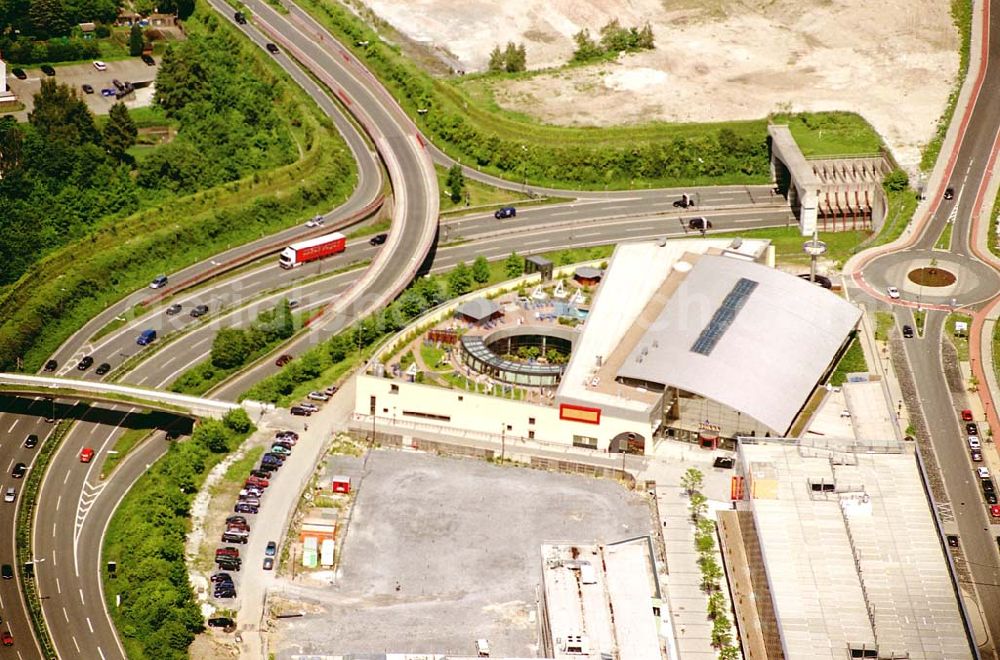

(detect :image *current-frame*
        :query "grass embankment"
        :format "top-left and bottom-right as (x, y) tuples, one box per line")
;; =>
(829, 336), (869, 386)
(946, 313), (972, 361)
(875, 312), (895, 342)
(914, 310), (927, 335)
(436, 164), (533, 211)
(935, 222), (954, 250)
(0, 7), (357, 373)
(101, 411), (192, 476)
(921, 0), (973, 171)
(103, 410), (256, 660)
(293, 0), (882, 190)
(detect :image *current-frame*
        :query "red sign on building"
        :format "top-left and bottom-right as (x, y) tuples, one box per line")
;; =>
(559, 403), (601, 425)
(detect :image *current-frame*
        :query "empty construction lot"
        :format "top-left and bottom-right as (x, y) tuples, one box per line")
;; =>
(272, 448), (654, 657)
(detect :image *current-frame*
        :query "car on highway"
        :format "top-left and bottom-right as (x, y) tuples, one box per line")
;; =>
(233, 11), (247, 24)
(886, 286), (900, 299)
(190, 304), (209, 318)
(902, 325), (914, 338)
(305, 215), (324, 227)
(77, 355), (94, 370)
(979, 467), (991, 479)
(11, 67), (26, 79)
(307, 390), (330, 401)
(0, 630), (11, 646)
(290, 405), (312, 416)
(972, 449), (983, 462)
(82, 83), (94, 94)
(969, 436), (982, 450)
(150, 274), (168, 289)
(494, 206), (516, 219)
(673, 193), (695, 208)
(275, 354), (293, 367)
(266, 43), (280, 54)
(234, 502), (258, 514)
(44, 359), (57, 372)
(79, 447), (95, 463)
(944, 187), (955, 200)
(165, 303), (182, 315)
(11, 463), (26, 479)
(93, 60), (107, 71)
(141, 54), (155, 66)
(3, 488), (14, 503)
(1, 564), (12, 579)
(962, 409), (975, 421)
(137, 328), (157, 345)
(263, 557), (274, 570)
(95, 362), (111, 375)
(967, 422), (978, 435)
(40, 64), (55, 76)
(688, 217), (712, 231)
(369, 233), (388, 246)
(265, 541), (277, 557)
(24, 434), (38, 449)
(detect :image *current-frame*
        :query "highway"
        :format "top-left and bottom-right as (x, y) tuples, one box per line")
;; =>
(850, 0), (1000, 653)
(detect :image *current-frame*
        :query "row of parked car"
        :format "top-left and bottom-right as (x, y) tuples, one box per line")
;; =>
(212, 430), (298, 600)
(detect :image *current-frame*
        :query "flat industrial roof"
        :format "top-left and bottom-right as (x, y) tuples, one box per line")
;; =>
(558, 238), (772, 413)
(617, 254), (861, 432)
(741, 438), (971, 660)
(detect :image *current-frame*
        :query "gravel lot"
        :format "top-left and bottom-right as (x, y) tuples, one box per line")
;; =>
(273, 448), (654, 657)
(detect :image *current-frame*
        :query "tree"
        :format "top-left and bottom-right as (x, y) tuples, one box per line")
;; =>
(681, 467), (704, 494)
(104, 102), (137, 163)
(29, 79), (101, 147)
(129, 23), (145, 56)
(0, 116), (24, 178)
(707, 591), (726, 619)
(504, 251), (523, 278)
(504, 41), (526, 72)
(222, 408), (253, 434)
(195, 419), (230, 453)
(155, 44), (208, 116)
(210, 327), (250, 369)
(719, 645), (741, 660)
(699, 554), (722, 592)
(29, 0), (69, 38)
(636, 22), (655, 49)
(711, 616), (733, 648)
(448, 261), (473, 297)
(488, 45), (504, 72)
(883, 168), (909, 192)
(689, 491), (707, 522)
(572, 29), (603, 63)
(445, 163), (465, 203)
(472, 255), (490, 284)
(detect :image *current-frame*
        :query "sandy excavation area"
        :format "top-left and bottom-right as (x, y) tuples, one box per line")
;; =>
(360, 0), (959, 172)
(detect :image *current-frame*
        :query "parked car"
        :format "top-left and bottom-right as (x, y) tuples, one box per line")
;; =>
(307, 391), (330, 401)
(215, 547), (239, 559)
(190, 304), (209, 318)
(275, 354), (293, 367)
(221, 531), (249, 544)
(23, 435), (38, 449)
(987, 491), (998, 505)
(100, 88), (116, 97)
(992, 505), (1000, 518)
(305, 215), (324, 227)
(297, 402), (319, 412)
(962, 409), (975, 421)
(250, 469), (271, 480)
(369, 233), (388, 246)
(215, 558), (241, 571)
(150, 274), (168, 289)
(687, 217), (712, 231)
(82, 83), (94, 94)
(92, 60), (107, 71)
(494, 206), (516, 219)
(967, 422), (979, 435)
(290, 405), (312, 416)
(95, 362), (111, 375)
(272, 440), (293, 451)
(265, 541), (277, 557)
(4, 488), (15, 503)
(207, 616), (235, 628)
(234, 502), (259, 514)
(276, 430), (299, 441)
(713, 456), (734, 469)
(43, 360), (57, 372)
(166, 303), (182, 315)
(902, 325), (914, 338)
(886, 286), (900, 299)
(979, 467), (991, 479)
(11, 463), (26, 479)
(40, 64), (55, 76)
(77, 356), (94, 370)
(324, 386), (337, 396)
(226, 515), (247, 526)
(11, 68), (26, 80)
(112, 78), (125, 91)
(947, 534), (959, 548)
(270, 445), (291, 456)
(969, 436), (982, 450)
(141, 54), (155, 66)
(972, 449), (984, 462)
(246, 476), (269, 489)
(240, 486), (264, 498)
(263, 453), (285, 464)
(266, 43), (280, 54)
(263, 557), (274, 570)
(80, 447), (95, 463)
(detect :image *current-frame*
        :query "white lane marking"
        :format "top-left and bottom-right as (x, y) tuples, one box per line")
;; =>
(0, 591), (4, 608)
(5, 459), (12, 472)
(522, 239), (548, 245)
(63, 471), (70, 485)
(52, 550), (56, 566)
(577, 231), (603, 238)
(160, 355), (177, 368)
(7, 420), (17, 432)
(624, 225), (656, 232)
(547, 210), (576, 217)
(135, 375), (149, 386)
(98, 647), (106, 660)
(79, 588), (85, 604)
(56, 577), (61, 594)
(63, 608), (69, 622)
(56, 495), (61, 511)
(52, 523), (56, 538)
(72, 636), (80, 653)
(86, 617), (94, 633)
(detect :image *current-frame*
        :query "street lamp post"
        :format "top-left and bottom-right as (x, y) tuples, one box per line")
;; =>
(500, 424), (506, 464)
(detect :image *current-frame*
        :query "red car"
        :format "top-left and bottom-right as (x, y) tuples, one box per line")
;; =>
(275, 354), (293, 367)
(245, 476), (269, 489)
(991, 505), (1000, 518)
(962, 409), (974, 421)
(1, 630), (11, 646)
(79, 448), (95, 463)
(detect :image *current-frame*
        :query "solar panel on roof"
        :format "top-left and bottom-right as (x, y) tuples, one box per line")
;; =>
(691, 278), (758, 356)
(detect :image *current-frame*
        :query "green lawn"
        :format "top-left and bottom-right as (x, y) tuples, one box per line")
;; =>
(829, 336), (868, 386)
(875, 312), (895, 342)
(710, 226), (869, 268)
(914, 310), (927, 335)
(774, 112), (883, 157)
(437, 164), (533, 212)
(420, 343), (449, 371)
(935, 222), (954, 250)
(946, 313), (972, 361)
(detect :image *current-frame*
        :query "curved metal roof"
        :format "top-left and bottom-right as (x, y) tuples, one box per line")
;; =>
(460, 335), (564, 377)
(616, 255), (861, 432)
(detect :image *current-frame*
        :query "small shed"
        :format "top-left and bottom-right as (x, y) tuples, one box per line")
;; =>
(456, 297), (501, 325)
(78, 22), (96, 37)
(331, 475), (351, 493)
(115, 10), (141, 25)
(573, 266), (603, 286)
(525, 255), (553, 281)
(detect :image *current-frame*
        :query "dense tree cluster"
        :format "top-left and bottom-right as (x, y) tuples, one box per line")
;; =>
(0, 27), (294, 288)
(572, 20), (655, 63)
(210, 300), (295, 369)
(104, 410), (254, 659)
(487, 41), (527, 73)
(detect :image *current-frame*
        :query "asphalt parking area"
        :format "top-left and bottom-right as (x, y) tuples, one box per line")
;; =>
(4, 58), (157, 118)
(274, 448), (654, 657)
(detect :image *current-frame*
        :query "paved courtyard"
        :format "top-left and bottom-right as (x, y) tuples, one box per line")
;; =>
(273, 448), (654, 657)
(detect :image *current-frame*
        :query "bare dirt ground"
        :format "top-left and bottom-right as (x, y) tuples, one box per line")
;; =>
(360, 0), (959, 172)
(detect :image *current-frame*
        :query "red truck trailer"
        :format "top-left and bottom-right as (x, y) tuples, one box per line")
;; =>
(279, 232), (346, 269)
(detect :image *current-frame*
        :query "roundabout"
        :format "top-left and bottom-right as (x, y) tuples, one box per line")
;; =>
(858, 249), (1000, 309)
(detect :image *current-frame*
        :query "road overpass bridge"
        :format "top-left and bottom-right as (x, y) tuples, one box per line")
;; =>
(0, 373), (266, 419)
(768, 124), (891, 236)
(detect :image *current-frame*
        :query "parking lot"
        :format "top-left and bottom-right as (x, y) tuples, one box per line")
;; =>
(4, 58), (158, 118)
(273, 449), (654, 657)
